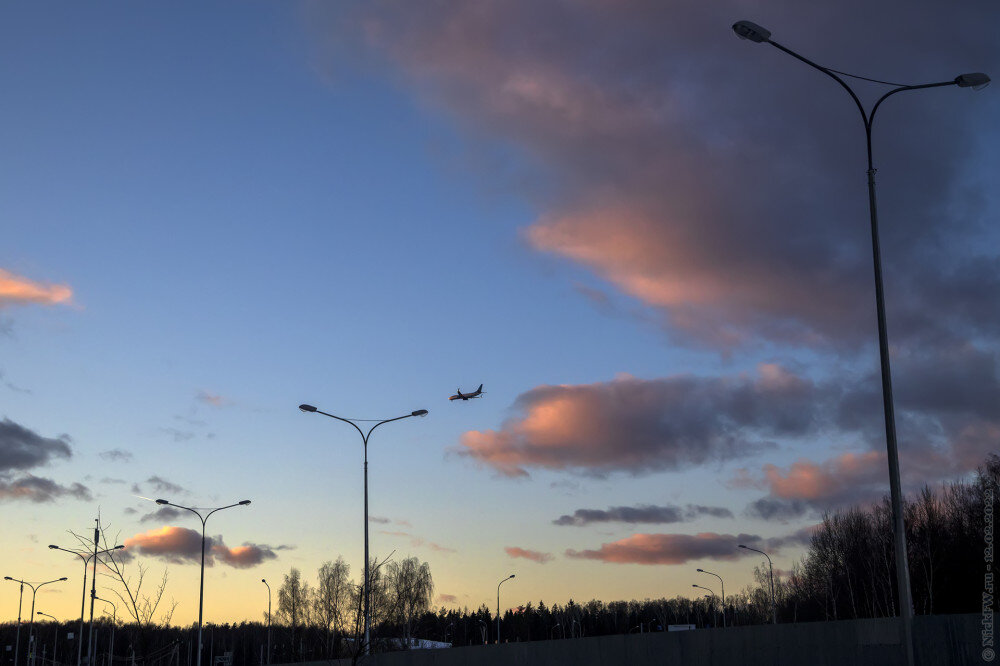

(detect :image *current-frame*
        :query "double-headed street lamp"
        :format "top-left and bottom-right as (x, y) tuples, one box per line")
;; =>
(49, 543), (125, 666)
(739, 544), (776, 624)
(155, 498), (251, 666)
(298, 403), (428, 656)
(261, 579), (271, 665)
(496, 574), (515, 644)
(4, 577), (67, 666)
(35, 613), (58, 666)
(732, 19), (989, 666)
(695, 569), (725, 627)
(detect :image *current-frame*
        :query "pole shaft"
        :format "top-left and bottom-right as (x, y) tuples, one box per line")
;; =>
(363, 451), (370, 656)
(88, 523), (99, 666)
(79, 558), (88, 666)
(198, 519), (207, 666)
(867, 166), (915, 666)
(15, 584), (23, 666)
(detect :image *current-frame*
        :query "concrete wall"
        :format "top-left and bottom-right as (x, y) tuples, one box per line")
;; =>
(289, 614), (986, 666)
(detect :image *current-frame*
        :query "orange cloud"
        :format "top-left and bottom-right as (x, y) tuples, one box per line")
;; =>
(0, 269), (72, 308)
(437, 593), (458, 605)
(764, 451), (885, 501)
(504, 546), (553, 564)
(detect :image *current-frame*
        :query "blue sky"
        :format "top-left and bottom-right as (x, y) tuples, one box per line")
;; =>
(2, 1), (998, 626)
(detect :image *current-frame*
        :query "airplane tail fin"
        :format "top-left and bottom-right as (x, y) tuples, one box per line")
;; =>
(477, 384), (483, 392)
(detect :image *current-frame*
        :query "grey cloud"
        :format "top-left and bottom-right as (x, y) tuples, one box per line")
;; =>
(99, 449), (133, 463)
(0, 419), (72, 473)
(140, 506), (184, 523)
(0, 474), (92, 503)
(554, 503), (732, 526)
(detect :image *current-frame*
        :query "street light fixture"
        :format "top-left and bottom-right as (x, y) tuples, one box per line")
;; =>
(692, 584), (719, 628)
(497, 574), (515, 644)
(49, 544), (124, 666)
(261, 579), (271, 665)
(731, 19), (989, 666)
(695, 569), (725, 627)
(4, 577), (67, 666)
(739, 544), (776, 624)
(298, 402), (428, 655)
(154, 498), (250, 666)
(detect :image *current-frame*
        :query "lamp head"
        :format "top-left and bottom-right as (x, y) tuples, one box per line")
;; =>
(298, 404), (317, 413)
(955, 73), (990, 90)
(732, 20), (771, 43)
(3, 576), (12, 580)
(411, 409), (429, 417)
(48, 545), (58, 550)
(114, 545), (125, 550)
(239, 500), (251, 506)
(155, 499), (169, 505)
(697, 568), (704, 572)
(510, 574), (516, 579)
(691, 584), (697, 588)
(59, 577), (67, 581)
(738, 544), (747, 549)
(261, 578), (266, 583)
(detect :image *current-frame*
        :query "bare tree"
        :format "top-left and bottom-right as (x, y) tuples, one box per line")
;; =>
(384, 557), (434, 644)
(314, 558), (351, 657)
(276, 568), (313, 661)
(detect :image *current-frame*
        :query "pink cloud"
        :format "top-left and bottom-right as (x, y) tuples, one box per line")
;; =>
(437, 593), (458, 604)
(196, 391), (227, 407)
(0, 269), (72, 308)
(458, 366), (822, 477)
(505, 546), (553, 564)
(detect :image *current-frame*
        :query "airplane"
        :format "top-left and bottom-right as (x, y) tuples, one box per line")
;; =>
(449, 384), (484, 401)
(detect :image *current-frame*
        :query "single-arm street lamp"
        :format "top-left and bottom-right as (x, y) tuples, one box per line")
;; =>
(692, 585), (719, 627)
(298, 403), (428, 655)
(49, 544), (124, 666)
(4, 577), (25, 666)
(95, 597), (116, 666)
(732, 19), (989, 666)
(739, 544), (776, 624)
(496, 574), (515, 644)
(696, 569), (725, 627)
(261, 579), (271, 665)
(154, 498), (250, 666)
(35, 613), (58, 666)
(4, 577), (67, 666)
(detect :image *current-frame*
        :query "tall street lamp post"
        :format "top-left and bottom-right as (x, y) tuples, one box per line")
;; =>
(155, 498), (251, 666)
(299, 403), (428, 655)
(261, 579), (271, 665)
(738, 544), (776, 624)
(695, 569), (725, 627)
(4, 577), (67, 666)
(49, 544), (125, 666)
(732, 20), (990, 666)
(35, 613), (57, 666)
(496, 574), (515, 644)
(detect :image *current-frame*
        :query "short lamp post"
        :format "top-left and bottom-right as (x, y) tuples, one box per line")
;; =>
(261, 579), (271, 665)
(732, 18), (989, 666)
(696, 569), (725, 627)
(299, 403), (428, 656)
(496, 574), (515, 644)
(155, 498), (251, 666)
(35, 613), (58, 666)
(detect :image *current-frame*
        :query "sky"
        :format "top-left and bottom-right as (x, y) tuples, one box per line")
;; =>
(2, 0), (998, 628)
